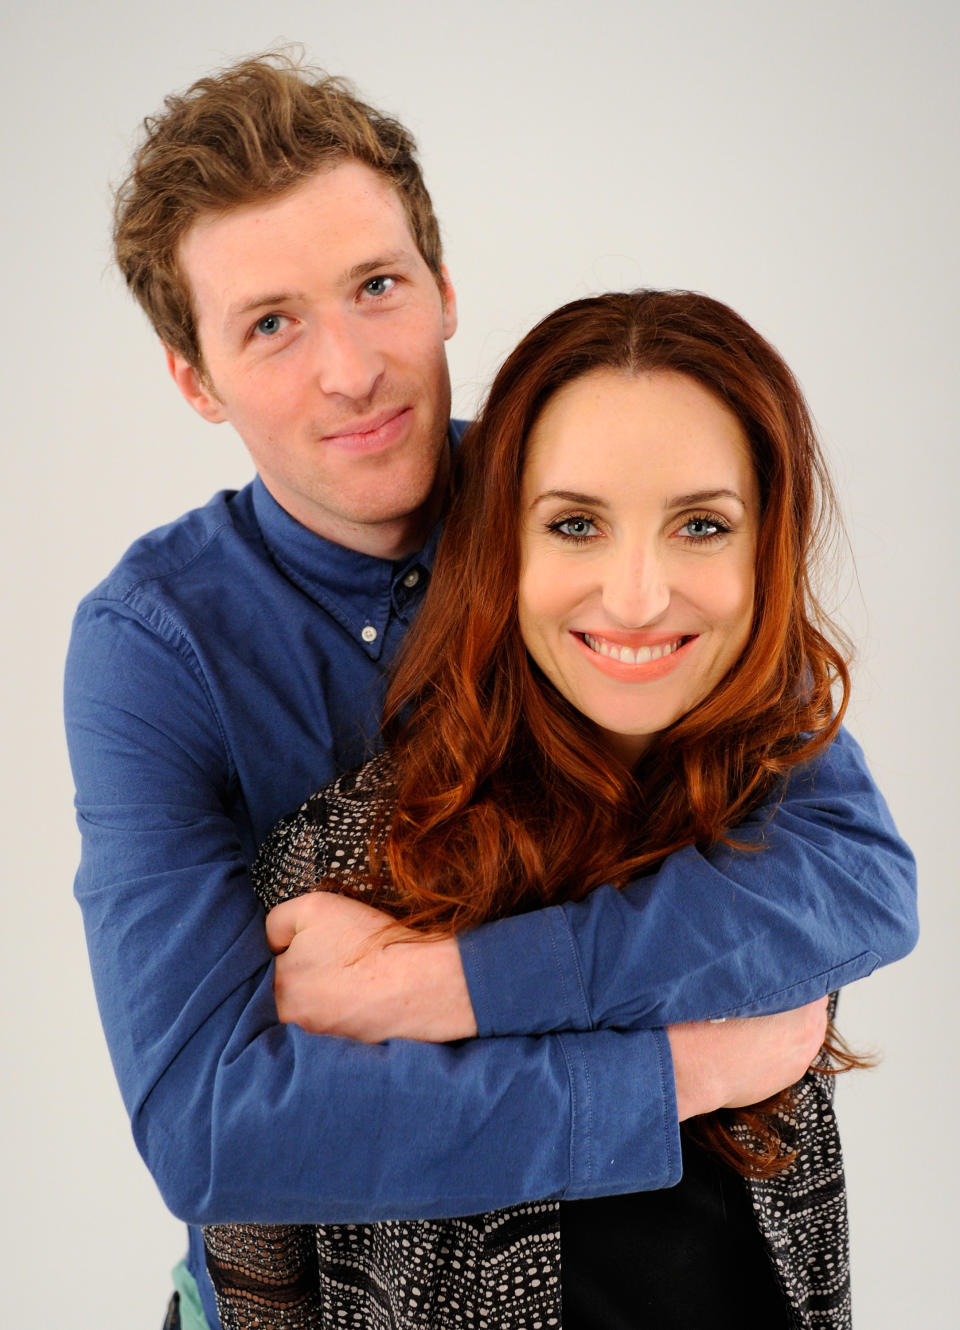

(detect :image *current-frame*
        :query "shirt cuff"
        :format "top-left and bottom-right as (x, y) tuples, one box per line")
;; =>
(459, 905), (592, 1038)
(559, 1027), (682, 1197)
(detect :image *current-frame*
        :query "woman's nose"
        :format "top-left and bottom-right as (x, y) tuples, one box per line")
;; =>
(600, 546), (670, 627)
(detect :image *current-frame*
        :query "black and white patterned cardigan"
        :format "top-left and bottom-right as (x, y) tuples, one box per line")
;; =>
(204, 757), (851, 1330)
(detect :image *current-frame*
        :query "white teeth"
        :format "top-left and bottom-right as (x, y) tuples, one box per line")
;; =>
(582, 634), (683, 664)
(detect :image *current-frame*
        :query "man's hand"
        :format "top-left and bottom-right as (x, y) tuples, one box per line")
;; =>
(266, 892), (479, 1043)
(667, 997), (829, 1121)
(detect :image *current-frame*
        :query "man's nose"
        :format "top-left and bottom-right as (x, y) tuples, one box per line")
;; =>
(315, 319), (385, 401)
(600, 545), (670, 626)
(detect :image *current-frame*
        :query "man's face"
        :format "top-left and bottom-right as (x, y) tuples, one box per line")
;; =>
(170, 161), (457, 557)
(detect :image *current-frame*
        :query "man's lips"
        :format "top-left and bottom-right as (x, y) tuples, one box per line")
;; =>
(322, 407), (412, 451)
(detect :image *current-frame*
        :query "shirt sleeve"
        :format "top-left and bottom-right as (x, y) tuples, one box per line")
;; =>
(65, 598), (680, 1225)
(460, 726), (918, 1038)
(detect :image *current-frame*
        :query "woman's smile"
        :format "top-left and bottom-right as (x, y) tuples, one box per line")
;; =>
(573, 631), (696, 681)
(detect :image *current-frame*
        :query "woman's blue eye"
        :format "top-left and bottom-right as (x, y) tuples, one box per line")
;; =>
(553, 516), (596, 539)
(255, 314), (284, 336)
(681, 516), (726, 539)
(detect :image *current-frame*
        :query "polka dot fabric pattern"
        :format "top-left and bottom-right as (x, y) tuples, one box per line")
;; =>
(205, 1208), (562, 1329)
(738, 1059), (852, 1329)
(310, 1209), (562, 1329)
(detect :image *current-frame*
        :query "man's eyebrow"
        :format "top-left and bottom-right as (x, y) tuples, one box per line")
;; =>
(225, 291), (309, 325)
(343, 251), (413, 283)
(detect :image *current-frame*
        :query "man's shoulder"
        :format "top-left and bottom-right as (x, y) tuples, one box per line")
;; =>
(78, 485), (257, 610)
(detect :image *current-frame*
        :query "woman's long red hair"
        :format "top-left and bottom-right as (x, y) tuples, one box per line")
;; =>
(375, 290), (859, 1175)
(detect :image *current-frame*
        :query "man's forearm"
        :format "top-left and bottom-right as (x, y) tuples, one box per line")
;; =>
(462, 727), (916, 1037)
(268, 895), (832, 1132)
(274, 728), (915, 1045)
(141, 981), (681, 1223)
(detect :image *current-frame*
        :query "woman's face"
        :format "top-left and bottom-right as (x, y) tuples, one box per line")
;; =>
(517, 367), (759, 767)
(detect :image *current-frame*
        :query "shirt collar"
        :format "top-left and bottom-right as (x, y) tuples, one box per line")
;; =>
(250, 422), (462, 659)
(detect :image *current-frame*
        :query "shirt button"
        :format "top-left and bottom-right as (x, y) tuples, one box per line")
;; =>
(402, 569), (421, 589)
(361, 625), (378, 643)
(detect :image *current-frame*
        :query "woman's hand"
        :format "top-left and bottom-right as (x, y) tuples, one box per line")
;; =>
(265, 892), (479, 1043)
(667, 997), (830, 1120)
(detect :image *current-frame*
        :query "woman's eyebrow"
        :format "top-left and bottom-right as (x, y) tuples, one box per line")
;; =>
(531, 489), (608, 507)
(665, 488), (746, 509)
(530, 487), (747, 509)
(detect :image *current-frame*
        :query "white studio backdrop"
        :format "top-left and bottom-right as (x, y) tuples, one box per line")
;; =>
(1, 1), (955, 1324)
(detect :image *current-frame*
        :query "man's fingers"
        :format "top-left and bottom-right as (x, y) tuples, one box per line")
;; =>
(264, 889), (397, 955)
(264, 898), (302, 954)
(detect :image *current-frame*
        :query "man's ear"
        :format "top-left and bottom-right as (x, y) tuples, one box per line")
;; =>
(164, 346), (227, 423)
(440, 265), (458, 341)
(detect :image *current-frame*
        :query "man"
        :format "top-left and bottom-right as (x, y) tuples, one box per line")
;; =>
(65, 53), (916, 1328)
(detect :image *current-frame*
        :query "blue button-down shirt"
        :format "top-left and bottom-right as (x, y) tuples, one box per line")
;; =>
(64, 433), (917, 1328)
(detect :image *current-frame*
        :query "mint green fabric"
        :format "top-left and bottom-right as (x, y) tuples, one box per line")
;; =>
(171, 1259), (210, 1330)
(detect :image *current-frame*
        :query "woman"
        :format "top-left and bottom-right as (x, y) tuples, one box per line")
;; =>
(204, 289), (860, 1329)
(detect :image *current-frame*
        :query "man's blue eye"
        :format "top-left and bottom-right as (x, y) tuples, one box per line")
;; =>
(364, 276), (395, 297)
(255, 314), (283, 336)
